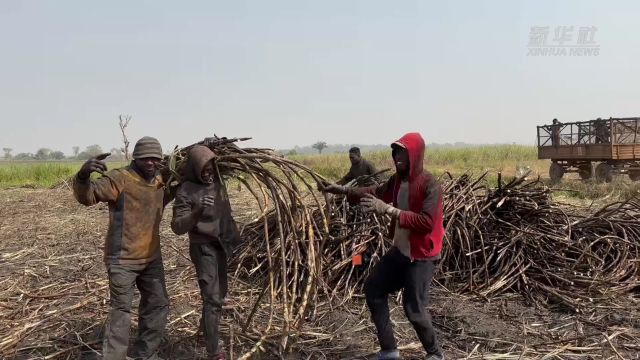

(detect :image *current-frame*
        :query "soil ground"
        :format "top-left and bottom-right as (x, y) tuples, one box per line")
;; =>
(0, 188), (638, 359)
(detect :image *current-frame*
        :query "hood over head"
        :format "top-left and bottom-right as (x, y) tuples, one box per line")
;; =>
(391, 132), (426, 179)
(185, 145), (216, 183)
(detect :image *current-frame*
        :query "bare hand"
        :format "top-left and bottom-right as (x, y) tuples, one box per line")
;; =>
(195, 195), (215, 213)
(78, 153), (110, 180)
(201, 195), (215, 207)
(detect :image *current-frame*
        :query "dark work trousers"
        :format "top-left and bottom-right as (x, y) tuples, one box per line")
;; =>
(364, 247), (442, 356)
(103, 257), (169, 360)
(189, 242), (228, 356)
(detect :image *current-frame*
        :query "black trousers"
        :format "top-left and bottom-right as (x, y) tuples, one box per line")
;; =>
(103, 257), (169, 360)
(190, 242), (228, 355)
(364, 247), (441, 356)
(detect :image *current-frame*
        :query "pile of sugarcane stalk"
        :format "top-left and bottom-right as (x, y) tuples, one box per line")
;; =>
(439, 172), (640, 310)
(234, 181), (391, 308)
(234, 168), (639, 312)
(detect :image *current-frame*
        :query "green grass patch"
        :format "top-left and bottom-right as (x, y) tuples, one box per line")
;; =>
(1, 146), (541, 188)
(0, 161), (127, 189)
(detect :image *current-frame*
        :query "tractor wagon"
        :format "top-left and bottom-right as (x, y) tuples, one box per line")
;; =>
(537, 117), (640, 183)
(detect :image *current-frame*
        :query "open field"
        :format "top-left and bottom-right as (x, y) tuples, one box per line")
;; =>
(1, 147), (639, 359)
(0, 145), (543, 189)
(4, 145), (640, 204)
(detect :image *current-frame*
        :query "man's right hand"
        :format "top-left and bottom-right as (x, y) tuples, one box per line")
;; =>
(78, 153), (110, 180)
(194, 195), (215, 214)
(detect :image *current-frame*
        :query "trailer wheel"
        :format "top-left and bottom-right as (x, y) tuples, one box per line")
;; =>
(595, 163), (613, 183)
(629, 169), (640, 181)
(549, 163), (564, 184)
(578, 163), (593, 180)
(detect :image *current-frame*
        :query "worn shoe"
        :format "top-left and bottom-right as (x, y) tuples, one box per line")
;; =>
(378, 349), (401, 359)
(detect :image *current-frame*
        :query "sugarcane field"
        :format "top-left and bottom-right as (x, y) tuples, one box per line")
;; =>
(2, 2), (640, 360)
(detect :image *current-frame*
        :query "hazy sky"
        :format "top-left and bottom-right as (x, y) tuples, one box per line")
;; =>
(1, 0), (639, 155)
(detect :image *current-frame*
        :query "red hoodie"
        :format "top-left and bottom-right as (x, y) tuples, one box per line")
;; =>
(350, 133), (444, 260)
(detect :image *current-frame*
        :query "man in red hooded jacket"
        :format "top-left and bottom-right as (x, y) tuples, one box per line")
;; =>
(322, 132), (444, 360)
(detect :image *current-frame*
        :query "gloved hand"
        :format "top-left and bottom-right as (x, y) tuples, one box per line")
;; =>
(78, 153), (111, 180)
(318, 182), (348, 195)
(360, 194), (401, 217)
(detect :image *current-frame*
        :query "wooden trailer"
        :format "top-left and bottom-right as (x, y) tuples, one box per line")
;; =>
(537, 117), (640, 183)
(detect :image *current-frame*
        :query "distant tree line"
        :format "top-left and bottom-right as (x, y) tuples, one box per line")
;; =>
(282, 142), (389, 156)
(1, 145), (128, 161)
(3, 140), (518, 160)
(280, 141), (519, 155)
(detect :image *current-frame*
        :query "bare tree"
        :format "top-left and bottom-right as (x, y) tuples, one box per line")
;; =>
(119, 114), (132, 160)
(72, 146), (80, 158)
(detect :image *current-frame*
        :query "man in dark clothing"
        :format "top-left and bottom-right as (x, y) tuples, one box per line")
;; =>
(322, 133), (445, 360)
(594, 118), (610, 144)
(171, 145), (241, 360)
(337, 147), (379, 185)
(550, 118), (562, 146)
(73, 136), (175, 360)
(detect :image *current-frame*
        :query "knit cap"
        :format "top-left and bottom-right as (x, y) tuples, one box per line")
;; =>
(132, 136), (163, 159)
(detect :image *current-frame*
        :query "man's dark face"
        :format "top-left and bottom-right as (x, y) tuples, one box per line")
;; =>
(134, 157), (161, 179)
(201, 162), (215, 184)
(392, 147), (409, 176)
(349, 152), (361, 165)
